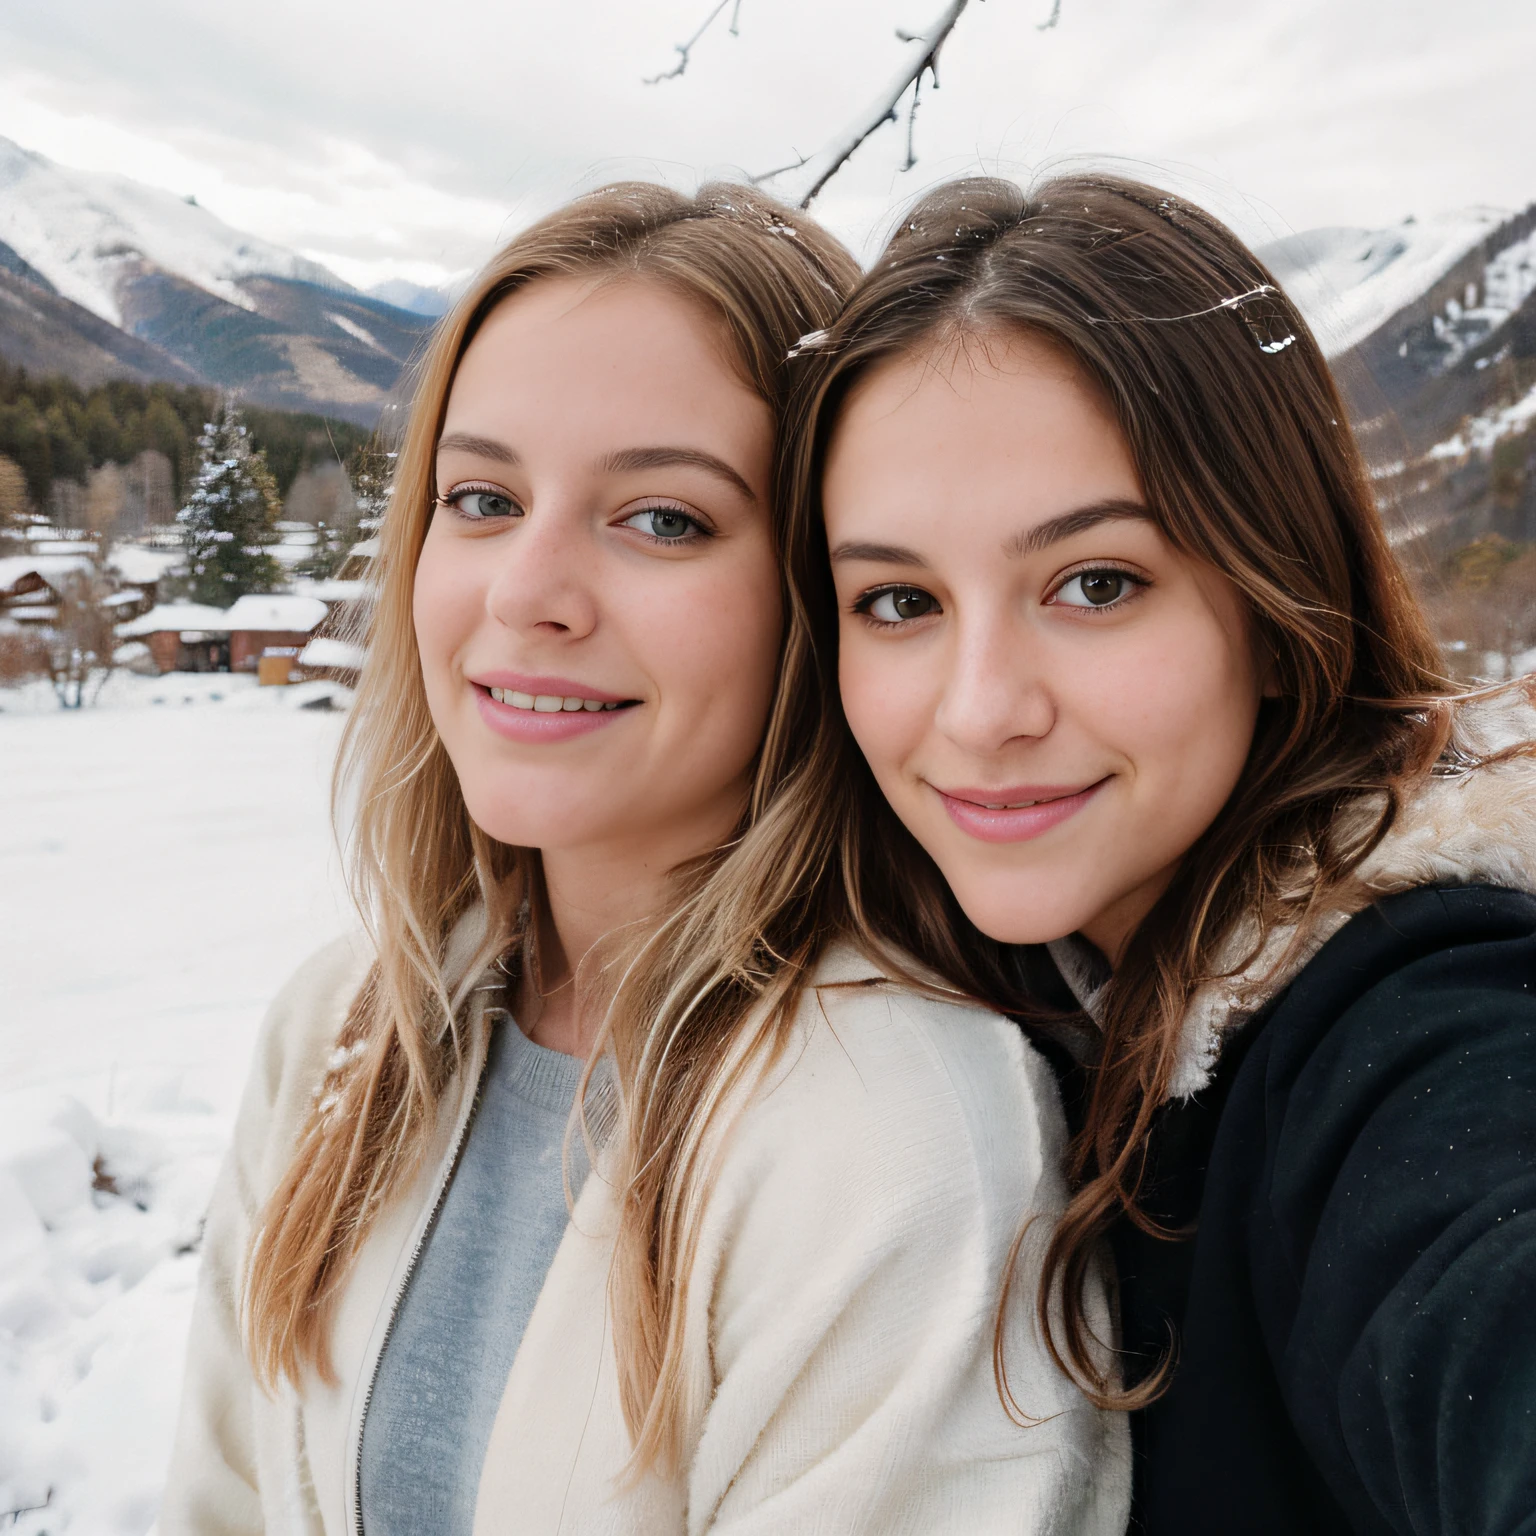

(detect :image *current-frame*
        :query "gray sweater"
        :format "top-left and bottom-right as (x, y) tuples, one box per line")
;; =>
(359, 1016), (593, 1536)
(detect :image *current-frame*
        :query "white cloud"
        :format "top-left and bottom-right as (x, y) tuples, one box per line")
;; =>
(0, 0), (1531, 287)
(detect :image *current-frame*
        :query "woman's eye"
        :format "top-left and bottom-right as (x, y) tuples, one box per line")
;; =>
(862, 587), (939, 624)
(1052, 569), (1139, 608)
(447, 489), (519, 520)
(621, 505), (702, 541)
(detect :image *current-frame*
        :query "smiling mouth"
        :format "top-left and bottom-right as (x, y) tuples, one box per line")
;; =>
(934, 778), (1109, 845)
(485, 686), (632, 713)
(951, 785), (1099, 810)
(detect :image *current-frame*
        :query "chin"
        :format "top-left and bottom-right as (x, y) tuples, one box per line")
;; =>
(456, 778), (609, 853)
(941, 871), (1097, 948)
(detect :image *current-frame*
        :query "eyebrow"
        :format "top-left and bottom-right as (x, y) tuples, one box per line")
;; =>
(599, 446), (757, 503)
(434, 436), (756, 503)
(1004, 499), (1151, 557)
(436, 432), (519, 464)
(829, 499), (1151, 566)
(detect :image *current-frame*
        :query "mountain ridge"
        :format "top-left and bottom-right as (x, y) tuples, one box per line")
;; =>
(0, 135), (429, 425)
(1262, 201), (1536, 555)
(0, 131), (1528, 537)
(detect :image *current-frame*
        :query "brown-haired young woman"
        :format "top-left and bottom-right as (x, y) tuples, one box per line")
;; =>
(787, 173), (1536, 1533)
(158, 182), (1130, 1534)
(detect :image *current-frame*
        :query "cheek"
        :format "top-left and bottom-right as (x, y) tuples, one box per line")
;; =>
(837, 627), (926, 787)
(411, 528), (479, 687)
(1101, 608), (1260, 803)
(641, 547), (784, 753)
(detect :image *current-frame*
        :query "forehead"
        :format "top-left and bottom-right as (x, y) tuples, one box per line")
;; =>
(839, 325), (1103, 428)
(825, 327), (1138, 509)
(442, 274), (768, 449)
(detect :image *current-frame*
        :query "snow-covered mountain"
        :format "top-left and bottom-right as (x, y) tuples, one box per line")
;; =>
(1263, 200), (1536, 554)
(0, 135), (432, 424)
(1261, 210), (1513, 358)
(367, 278), (452, 318)
(0, 135), (348, 328)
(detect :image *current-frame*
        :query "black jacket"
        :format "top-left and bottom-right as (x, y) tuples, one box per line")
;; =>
(1108, 883), (1536, 1534)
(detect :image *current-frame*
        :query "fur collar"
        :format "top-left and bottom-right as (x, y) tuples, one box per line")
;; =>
(1169, 681), (1536, 1097)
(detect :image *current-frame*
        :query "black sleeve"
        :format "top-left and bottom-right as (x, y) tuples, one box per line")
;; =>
(1255, 885), (1536, 1535)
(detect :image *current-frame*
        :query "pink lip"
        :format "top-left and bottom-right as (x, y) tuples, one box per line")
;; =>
(934, 780), (1107, 844)
(470, 672), (632, 704)
(469, 673), (639, 744)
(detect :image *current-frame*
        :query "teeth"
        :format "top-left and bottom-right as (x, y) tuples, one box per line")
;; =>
(488, 686), (622, 712)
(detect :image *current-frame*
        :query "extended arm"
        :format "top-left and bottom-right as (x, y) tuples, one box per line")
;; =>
(1262, 889), (1536, 1534)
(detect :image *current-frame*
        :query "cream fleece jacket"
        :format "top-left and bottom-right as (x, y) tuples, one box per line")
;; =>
(159, 940), (1129, 1535)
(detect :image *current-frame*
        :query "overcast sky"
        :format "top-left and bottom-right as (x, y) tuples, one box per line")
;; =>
(1, 0), (1531, 291)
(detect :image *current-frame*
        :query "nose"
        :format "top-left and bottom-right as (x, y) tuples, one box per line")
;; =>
(482, 497), (599, 640)
(933, 602), (1055, 753)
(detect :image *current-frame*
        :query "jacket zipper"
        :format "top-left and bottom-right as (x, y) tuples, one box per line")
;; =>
(350, 1023), (496, 1536)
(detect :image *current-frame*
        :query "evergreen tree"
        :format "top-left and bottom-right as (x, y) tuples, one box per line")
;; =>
(144, 396), (190, 501)
(295, 440), (393, 579)
(349, 440), (393, 536)
(177, 397), (283, 605)
(0, 451), (31, 553)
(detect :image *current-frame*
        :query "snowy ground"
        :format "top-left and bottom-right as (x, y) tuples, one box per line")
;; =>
(1, 673), (351, 1532)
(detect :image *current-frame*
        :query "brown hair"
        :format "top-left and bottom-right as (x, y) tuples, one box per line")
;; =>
(242, 181), (1037, 1473)
(781, 173), (1451, 1408)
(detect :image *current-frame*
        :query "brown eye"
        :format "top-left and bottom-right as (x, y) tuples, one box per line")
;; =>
(1055, 569), (1136, 608)
(865, 587), (939, 623)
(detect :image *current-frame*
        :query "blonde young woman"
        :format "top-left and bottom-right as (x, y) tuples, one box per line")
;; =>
(786, 174), (1536, 1534)
(158, 184), (1129, 1534)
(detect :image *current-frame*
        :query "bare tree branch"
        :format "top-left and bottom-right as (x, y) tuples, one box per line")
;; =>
(647, 0), (1060, 206)
(761, 0), (974, 208)
(645, 0), (743, 85)
(903, 65), (925, 171)
(747, 152), (812, 186)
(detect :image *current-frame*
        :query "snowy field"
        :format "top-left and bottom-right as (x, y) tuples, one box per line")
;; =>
(1, 673), (351, 1532)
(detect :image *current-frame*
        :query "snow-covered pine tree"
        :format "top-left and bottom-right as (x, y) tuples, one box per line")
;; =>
(348, 439), (392, 537)
(293, 440), (392, 580)
(177, 397), (283, 604)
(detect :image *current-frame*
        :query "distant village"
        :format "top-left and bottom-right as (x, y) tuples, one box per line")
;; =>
(0, 525), (369, 685)
(0, 398), (378, 706)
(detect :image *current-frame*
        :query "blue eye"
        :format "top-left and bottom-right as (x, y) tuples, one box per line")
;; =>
(1053, 569), (1139, 608)
(444, 489), (519, 519)
(621, 505), (703, 541)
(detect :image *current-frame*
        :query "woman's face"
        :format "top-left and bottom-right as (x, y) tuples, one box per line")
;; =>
(823, 329), (1265, 960)
(414, 276), (780, 867)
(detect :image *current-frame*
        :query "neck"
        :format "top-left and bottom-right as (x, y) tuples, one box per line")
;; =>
(515, 798), (744, 1057)
(1078, 862), (1179, 969)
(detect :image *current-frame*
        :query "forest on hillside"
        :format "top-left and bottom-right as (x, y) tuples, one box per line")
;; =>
(0, 358), (373, 515)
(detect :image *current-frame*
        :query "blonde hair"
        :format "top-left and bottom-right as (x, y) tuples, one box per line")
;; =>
(241, 182), (972, 1472)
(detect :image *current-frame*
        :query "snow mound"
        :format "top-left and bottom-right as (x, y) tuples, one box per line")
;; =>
(0, 134), (351, 327)
(1, 685), (351, 1526)
(1261, 209), (1509, 357)
(221, 593), (328, 633)
(0, 1086), (228, 1535)
(298, 635), (365, 672)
